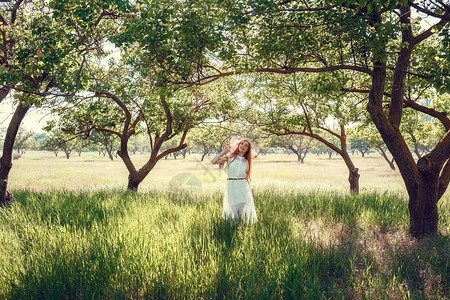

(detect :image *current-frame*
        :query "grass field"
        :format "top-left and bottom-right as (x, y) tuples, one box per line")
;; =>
(1, 151), (449, 298)
(8, 151), (413, 194)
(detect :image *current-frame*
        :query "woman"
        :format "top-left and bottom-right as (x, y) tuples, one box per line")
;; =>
(211, 139), (257, 223)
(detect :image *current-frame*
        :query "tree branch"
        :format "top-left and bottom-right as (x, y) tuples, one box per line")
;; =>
(11, 0), (24, 25)
(0, 13), (7, 26)
(93, 125), (121, 137)
(388, 5), (413, 130)
(342, 87), (450, 131)
(156, 129), (188, 161)
(267, 127), (343, 156)
(0, 86), (10, 104)
(318, 126), (341, 140)
(250, 4), (336, 15)
(94, 10), (120, 27)
(404, 99), (450, 131)
(176, 65), (374, 87)
(429, 130), (450, 166)
(95, 90), (132, 121)
(412, 15), (449, 45)
(151, 94), (173, 161)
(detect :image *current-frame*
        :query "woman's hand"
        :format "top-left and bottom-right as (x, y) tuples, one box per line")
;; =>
(211, 145), (231, 164)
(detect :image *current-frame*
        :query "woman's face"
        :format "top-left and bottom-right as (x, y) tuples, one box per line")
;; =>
(238, 141), (250, 153)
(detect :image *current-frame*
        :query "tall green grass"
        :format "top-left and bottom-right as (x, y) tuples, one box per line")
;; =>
(0, 189), (448, 299)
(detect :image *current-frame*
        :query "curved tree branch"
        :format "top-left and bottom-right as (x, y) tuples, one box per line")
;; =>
(404, 99), (450, 131)
(93, 125), (121, 138)
(176, 65), (375, 87)
(156, 129), (188, 161)
(412, 15), (449, 45)
(151, 94), (173, 161)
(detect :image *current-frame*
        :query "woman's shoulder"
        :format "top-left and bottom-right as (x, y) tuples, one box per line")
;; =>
(223, 154), (233, 161)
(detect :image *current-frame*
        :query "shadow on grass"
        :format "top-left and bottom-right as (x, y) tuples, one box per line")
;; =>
(207, 217), (358, 299)
(3, 189), (448, 298)
(391, 234), (449, 298)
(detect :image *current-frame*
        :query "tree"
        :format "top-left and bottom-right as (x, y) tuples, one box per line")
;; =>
(50, 57), (219, 191)
(41, 128), (82, 159)
(245, 73), (363, 192)
(352, 123), (397, 170)
(129, 134), (150, 155)
(285, 135), (314, 163)
(253, 134), (286, 157)
(86, 131), (118, 161)
(41, 132), (61, 157)
(0, 0), (120, 204)
(189, 126), (220, 161)
(350, 138), (371, 158)
(401, 105), (445, 160)
(13, 129), (35, 154)
(208, 0), (449, 237)
(73, 137), (89, 156)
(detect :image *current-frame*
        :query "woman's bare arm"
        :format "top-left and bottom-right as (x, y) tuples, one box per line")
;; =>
(211, 146), (231, 164)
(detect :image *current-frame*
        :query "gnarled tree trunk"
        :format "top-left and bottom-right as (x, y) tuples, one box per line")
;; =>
(0, 103), (31, 205)
(409, 144), (450, 237)
(367, 6), (449, 237)
(341, 151), (360, 193)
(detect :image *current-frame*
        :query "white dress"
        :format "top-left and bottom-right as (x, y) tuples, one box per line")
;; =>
(222, 155), (258, 223)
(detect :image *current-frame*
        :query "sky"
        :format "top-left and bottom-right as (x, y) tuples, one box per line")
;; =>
(0, 98), (53, 134)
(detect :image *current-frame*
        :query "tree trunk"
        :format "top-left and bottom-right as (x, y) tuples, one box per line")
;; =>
(409, 157), (440, 237)
(105, 141), (114, 161)
(201, 151), (208, 161)
(377, 146), (396, 171)
(0, 103), (31, 205)
(127, 162), (156, 191)
(64, 150), (70, 159)
(127, 173), (141, 191)
(301, 148), (310, 164)
(389, 159), (396, 171)
(349, 168), (360, 193)
(341, 151), (360, 193)
(365, 6), (450, 237)
(0, 86), (11, 105)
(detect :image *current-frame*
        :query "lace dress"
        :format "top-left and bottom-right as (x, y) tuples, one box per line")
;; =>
(222, 155), (257, 223)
